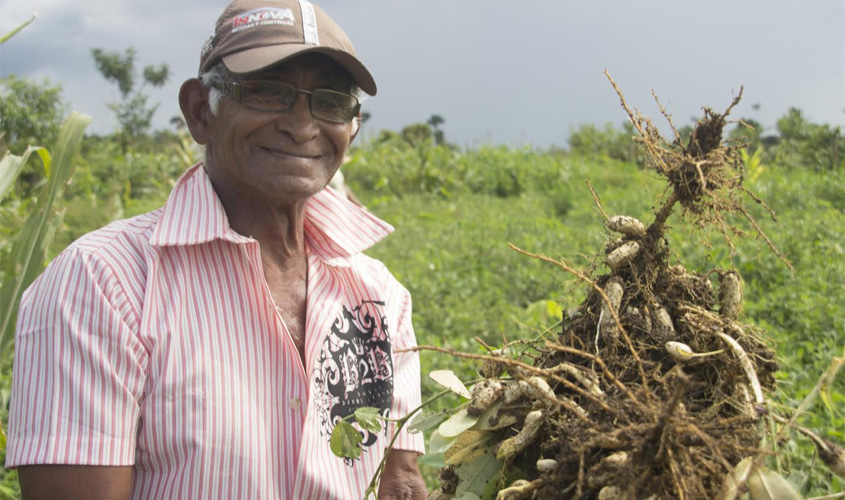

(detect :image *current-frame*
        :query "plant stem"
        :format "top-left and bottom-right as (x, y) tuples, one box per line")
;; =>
(650, 189), (680, 235)
(362, 388), (454, 500)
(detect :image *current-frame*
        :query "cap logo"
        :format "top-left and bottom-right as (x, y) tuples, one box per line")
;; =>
(232, 8), (295, 33)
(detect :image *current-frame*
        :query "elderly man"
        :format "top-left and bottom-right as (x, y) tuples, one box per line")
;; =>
(6, 1), (427, 498)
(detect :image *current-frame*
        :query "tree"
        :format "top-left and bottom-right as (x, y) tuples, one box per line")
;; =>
(427, 114), (445, 146)
(776, 107), (810, 142)
(775, 107), (842, 170)
(568, 122), (638, 163)
(0, 76), (68, 193)
(91, 47), (170, 150)
(401, 123), (432, 146)
(0, 75), (66, 153)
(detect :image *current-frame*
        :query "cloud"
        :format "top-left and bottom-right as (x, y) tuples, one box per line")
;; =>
(1, 0), (223, 133)
(2, 0), (843, 147)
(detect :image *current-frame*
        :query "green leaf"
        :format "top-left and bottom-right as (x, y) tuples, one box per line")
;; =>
(445, 429), (490, 465)
(35, 147), (52, 177)
(717, 460), (745, 500)
(354, 406), (382, 433)
(0, 13), (37, 44)
(0, 419), (6, 451)
(474, 402), (519, 431)
(454, 494), (482, 500)
(437, 408), (480, 438)
(429, 369), (472, 399)
(427, 428), (457, 455)
(0, 112), (92, 361)
(748, 467), (803, 500)
(482, 466), (527, 500)
(545, 300), (563, 320)
(0, 483), (17, 500)
(716, 458), (804, 500)
(455, 450), (503, 498)
(330, 420), (363, 459)
(408, 409), (450, 433)
(820, 382), (838, 418)
(0, 146), (46, 200)
(0, 151), (25, 201)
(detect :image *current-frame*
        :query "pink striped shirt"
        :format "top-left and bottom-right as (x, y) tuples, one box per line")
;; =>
(6, 163), (425, 499)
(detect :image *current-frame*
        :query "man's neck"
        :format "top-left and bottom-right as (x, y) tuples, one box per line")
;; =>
(210, 179), (310, 261)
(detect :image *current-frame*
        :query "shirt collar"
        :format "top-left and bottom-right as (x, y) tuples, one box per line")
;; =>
(149, 163), (393, 264)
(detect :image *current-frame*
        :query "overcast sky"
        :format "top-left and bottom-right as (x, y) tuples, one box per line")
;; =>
(1, 0), (843, 148)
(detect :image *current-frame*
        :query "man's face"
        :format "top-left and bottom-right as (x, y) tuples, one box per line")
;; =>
(204, 53), (357, 205)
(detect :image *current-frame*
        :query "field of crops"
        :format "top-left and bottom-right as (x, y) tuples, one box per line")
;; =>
(346, 136), (845, 496)
(0, 118), (843, 498)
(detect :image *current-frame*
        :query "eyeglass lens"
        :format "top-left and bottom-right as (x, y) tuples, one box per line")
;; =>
(239, 81), (357, 123)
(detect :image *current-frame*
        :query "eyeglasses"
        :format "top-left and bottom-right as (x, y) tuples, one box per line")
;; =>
(210, 80), (360, 124)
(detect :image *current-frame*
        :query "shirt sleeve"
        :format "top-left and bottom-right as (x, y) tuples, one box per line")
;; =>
(5, 247), (148, 467)
(386, 285), (425, 454)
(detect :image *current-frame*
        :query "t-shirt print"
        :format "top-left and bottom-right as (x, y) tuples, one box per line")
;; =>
(312, 299), (394, 464)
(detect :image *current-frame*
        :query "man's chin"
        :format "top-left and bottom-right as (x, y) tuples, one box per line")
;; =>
(258, 177), (328, 203)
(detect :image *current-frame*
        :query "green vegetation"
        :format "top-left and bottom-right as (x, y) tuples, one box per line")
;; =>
(351, 142), (844, 495)
(0, 76), (66, 155)
(90, 47), (170, 151)
(0, 113), (92, 500)
(0, 71), (842, 497)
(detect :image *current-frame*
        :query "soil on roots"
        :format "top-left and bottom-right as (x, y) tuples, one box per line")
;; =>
(431, 78), (784, 500)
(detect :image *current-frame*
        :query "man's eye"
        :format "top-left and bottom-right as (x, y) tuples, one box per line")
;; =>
(315, 98), (342, 111)
(243, 83), (295, 105)
(246, 90), (282, 106)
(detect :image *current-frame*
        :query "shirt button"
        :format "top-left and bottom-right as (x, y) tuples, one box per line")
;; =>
(290, 398), (302, 410)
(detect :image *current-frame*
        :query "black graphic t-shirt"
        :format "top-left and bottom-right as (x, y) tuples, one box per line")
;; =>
(312, 300), (395, 460)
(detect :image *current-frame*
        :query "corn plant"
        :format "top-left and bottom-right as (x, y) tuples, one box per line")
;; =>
(0, 112), (91, 363)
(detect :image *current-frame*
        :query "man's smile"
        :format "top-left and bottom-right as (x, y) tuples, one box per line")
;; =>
(258, 145), (323, 159)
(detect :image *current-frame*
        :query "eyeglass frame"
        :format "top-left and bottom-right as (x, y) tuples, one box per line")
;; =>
(208, 80), (361, 124)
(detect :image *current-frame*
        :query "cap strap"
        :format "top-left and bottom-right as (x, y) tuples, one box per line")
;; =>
(298, 0), (319, 45)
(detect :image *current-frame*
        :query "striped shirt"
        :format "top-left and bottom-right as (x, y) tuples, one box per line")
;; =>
(6, 163), (425, 499)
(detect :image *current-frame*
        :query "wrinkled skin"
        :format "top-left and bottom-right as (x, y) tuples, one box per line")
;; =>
(379, 450), (428, 500)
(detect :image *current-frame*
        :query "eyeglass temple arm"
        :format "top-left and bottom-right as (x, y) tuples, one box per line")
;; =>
(211, 81), (243, 101)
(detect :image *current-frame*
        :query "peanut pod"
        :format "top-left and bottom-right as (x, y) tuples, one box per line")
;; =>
(719, 271), (742, 320)
(467, 379), (504, 416)
(652, 305), (675, 340)
(607, 241), (640, 269)
(606, 215), (646, 237)
(599, 278), (624, 343)
(496, 410), (543, 460)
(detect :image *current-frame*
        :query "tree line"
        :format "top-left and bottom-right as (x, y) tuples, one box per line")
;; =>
(2, 46), (843, 172)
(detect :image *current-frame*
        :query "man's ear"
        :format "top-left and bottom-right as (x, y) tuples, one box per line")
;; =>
(179, 78), (211, 145)
(349, 115), (361, 143)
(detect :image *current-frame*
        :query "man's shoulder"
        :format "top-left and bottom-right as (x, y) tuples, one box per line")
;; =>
(68, 208), (163, 257)
(21, 209), (165, 324)
(49, 209), (164, 284)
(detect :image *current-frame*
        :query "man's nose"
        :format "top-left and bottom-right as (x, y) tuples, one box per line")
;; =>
(277, 92), (318, 142)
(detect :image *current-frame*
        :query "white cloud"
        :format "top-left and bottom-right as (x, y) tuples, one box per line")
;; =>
(2, 0), (843, 146)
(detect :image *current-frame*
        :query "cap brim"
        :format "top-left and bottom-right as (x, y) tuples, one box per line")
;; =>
(222, 45), (377, 96)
